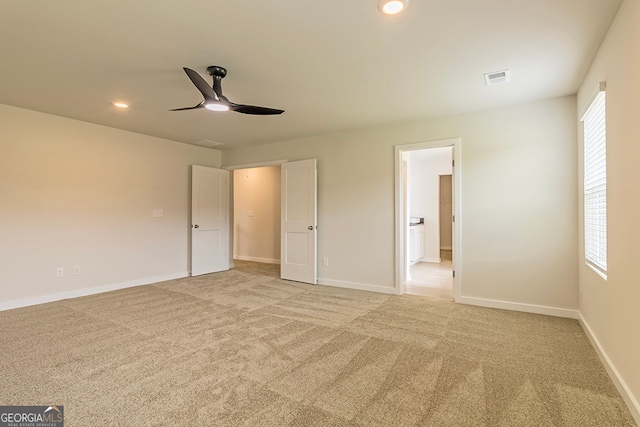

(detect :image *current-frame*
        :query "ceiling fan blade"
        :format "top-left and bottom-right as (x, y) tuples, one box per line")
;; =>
(183, 67), (218, 101)
(230, 104), (285, 115)
(169, 102), (205, 111)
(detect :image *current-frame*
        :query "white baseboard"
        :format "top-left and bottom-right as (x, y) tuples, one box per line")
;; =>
(455, 295), (579, 319)
(420, 257), (441, 263)
(0, 271), (188, 312)
(233, 255), (281, 264)
(579, 313), (640, 425)
(318, 278), (401, 295)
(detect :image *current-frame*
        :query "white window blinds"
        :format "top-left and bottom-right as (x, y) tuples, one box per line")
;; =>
(581, 85), (607, 275)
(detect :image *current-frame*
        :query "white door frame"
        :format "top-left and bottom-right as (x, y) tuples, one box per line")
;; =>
(394, 138), (462, 299)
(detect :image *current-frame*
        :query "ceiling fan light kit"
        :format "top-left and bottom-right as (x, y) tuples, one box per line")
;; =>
(378, 0), (408, 15)
(171, 66), (284, 116)
(204, 103), (229, 112)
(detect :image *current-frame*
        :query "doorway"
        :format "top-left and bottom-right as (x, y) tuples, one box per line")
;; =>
(394, 138), (461, 299)
(232, 166), (282, 266)
(227, 159), (318, 285)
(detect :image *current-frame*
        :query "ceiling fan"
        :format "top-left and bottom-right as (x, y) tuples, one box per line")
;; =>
(171, 66), (284, 115)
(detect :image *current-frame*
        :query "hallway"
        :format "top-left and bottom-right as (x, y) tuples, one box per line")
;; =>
(406, 250), (453, 300)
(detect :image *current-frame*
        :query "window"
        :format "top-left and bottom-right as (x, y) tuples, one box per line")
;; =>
(581, 82), (607, 277)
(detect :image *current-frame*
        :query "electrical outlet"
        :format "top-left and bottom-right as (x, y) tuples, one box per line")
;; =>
(56, 267), (64, 277)
(73, 265), (80, 275)
(322, 258), (329, 267)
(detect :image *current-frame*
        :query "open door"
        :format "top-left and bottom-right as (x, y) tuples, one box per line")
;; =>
(280, 159), (317, 284)
(191, 165), (230, 276)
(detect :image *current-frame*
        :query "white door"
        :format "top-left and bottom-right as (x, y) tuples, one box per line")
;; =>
(280, 159), (317, 284)
(191, 165), (230, 276)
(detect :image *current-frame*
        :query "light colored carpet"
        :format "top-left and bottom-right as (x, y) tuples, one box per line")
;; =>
(0, 261), (636, 426)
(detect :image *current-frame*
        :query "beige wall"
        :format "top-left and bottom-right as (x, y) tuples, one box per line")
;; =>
(233, 167), (281, 263)
(0, 104), (221, 306)
(223, 95), (578, 309)
(577, 0), (640, 417)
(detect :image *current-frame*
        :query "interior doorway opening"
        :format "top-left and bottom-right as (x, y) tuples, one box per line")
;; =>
(405, 148), (453, 299)
(395, 138), (461, 300)
(232, 166), (282, 267)
(228, 159), (318, 285)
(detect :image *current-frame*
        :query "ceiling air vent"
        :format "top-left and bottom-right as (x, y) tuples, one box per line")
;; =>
(191, 139), (223, 148)
(484, 69), (511, 86)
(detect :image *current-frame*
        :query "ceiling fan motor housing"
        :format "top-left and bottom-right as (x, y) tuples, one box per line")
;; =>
(207, 66), (227, 78)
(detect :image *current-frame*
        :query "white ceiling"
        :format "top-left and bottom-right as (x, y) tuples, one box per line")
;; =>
(0, 0), (621, 150)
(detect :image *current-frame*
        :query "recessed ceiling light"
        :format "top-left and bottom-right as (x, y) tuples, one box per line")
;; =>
(113, 102), (129, 108)
(204, 103), (230, 112)
(378, 0), (408, 15)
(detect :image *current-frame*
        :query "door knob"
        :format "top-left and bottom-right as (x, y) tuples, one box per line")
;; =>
(194, 224), (200, 228)
(308, 225), (313, 230)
